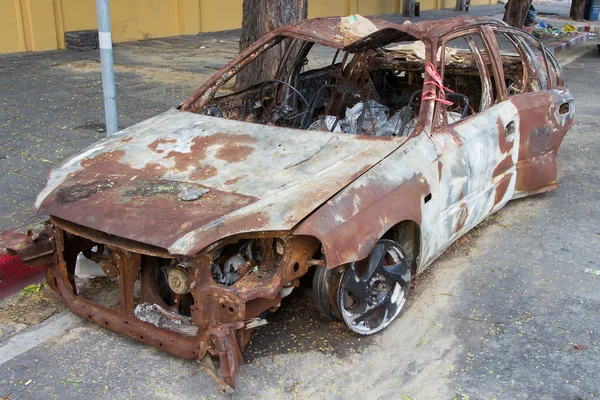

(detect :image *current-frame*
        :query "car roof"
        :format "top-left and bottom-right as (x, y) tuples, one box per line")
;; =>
(277, 15), (508, 50)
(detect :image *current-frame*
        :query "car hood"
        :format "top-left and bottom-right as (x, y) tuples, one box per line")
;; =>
(37, 109), (406, 256)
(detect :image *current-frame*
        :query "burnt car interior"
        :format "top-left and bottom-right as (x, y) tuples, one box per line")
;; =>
(189, 30), (540, 136)
(196, 36), (434, 136)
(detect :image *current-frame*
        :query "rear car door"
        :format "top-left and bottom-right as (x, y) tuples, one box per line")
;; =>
(492, 28), (575, 198)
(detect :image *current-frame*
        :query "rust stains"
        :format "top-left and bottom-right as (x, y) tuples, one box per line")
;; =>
(494, 174), (512, 207)
(44, 178), (259, 251)
(40, 146), (261, 250)
(496, 116), (514, 155)
(446, 127), (464, 147)
(216, 144), (254, 163)
(296, 171), (429, 268)
(81, 149), (123, 167)
(509, 90), (572, 195)
(493, 155), (514, 178)
(162, 133), (257, 171)
(149, 138), (177, 153)
(515, 151), (556, 193)
(79, 150), (169, 181)
(190, 132), (257, 160)
(189, 165), (218, 181)
(455, 204), (469, 233)
(224, 176), (245, 185)
(165, 149), (197, 172)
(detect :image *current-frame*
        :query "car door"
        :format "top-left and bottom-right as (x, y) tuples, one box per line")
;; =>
(492, 28), (575, 198)
(420, 28), (520, 265)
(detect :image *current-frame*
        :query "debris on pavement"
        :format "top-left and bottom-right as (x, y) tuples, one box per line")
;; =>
(21, 283), (42, 294)
(583, 268), (600, 276)
(0, 283), (64, 341)
(134, 303), (199, 337)
(532, 21), (579, 38)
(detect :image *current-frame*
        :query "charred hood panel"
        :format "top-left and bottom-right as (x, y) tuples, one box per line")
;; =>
(37, 109), (406, 256)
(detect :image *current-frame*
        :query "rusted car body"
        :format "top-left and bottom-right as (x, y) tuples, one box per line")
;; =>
(9, 15), (573, 390)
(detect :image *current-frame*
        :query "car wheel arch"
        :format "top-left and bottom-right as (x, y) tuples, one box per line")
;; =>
(305, 218), (422, 274)
(380, 219), (421, 277)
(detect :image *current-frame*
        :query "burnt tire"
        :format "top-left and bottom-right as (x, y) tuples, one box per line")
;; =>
(312, 264), (339, 321)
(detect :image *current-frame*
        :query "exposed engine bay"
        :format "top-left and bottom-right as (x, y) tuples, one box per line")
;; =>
(31, 217), (321, 390)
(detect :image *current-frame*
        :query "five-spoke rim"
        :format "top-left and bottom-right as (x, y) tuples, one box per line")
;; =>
(338, 240), (410, 335)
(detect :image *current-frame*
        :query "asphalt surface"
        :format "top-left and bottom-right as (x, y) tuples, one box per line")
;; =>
(1, 8), (599, 400)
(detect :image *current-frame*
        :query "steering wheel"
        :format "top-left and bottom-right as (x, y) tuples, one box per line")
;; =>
(259, 79), (310, 128)
(202, 106), (224, 118)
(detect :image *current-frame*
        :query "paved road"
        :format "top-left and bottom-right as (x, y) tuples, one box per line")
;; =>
(0, 41), (598, 399)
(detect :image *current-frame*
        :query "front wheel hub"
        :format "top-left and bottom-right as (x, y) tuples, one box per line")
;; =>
(338, 240), (411, 335)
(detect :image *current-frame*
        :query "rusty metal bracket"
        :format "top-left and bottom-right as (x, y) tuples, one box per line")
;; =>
(6, 222), (56, 267)
(198, 355), (235, 395)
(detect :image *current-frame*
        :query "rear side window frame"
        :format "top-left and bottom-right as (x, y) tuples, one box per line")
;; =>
(492, 27), (552, 91)
(433, 27), (493, 131)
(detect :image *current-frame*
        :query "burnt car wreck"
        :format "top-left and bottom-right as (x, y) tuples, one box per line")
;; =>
(7, 15), (574, 391)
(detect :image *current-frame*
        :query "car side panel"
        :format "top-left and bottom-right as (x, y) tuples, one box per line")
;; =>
(296, 101), (523, 273)
(294, 133), (439, 269)
(510, 88), (574, 198)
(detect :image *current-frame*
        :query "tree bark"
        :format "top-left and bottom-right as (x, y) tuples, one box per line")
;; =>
(403, 0), (415, 17)
(235, 0), (308, 91)
(570, 0), (585, 20)
(502, 0), (533, 28)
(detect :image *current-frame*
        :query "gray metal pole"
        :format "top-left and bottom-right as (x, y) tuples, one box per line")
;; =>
(96, 0), (118, 136)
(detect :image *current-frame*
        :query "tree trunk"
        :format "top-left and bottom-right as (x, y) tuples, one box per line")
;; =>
(403, 0), (415, 17)
(570, 0), (585, 20)
(235, 0), (308, 91)
(502, 0), (533, 28)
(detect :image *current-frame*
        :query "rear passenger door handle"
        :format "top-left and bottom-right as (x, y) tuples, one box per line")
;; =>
(505, 121), (516, 137)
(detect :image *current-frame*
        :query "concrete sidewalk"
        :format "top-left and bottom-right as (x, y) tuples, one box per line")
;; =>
(0, 3), (593, 236)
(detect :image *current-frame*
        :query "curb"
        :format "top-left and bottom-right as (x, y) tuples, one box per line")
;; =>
(547, 31), (592, 54)
(0, 231), (45, 300)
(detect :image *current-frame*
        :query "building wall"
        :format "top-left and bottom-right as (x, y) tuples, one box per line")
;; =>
(0, 0), (493, 54)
